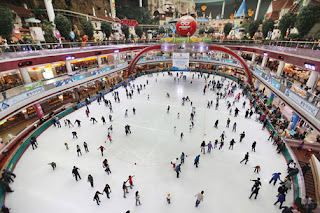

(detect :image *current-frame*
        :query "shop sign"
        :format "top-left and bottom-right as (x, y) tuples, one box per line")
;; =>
(1, 87), (45, 110)
(264, 76), (281, 90)
(120, 19), (138, 26)
(54, 74), (86, 87)
(222, 59), (234, 64)
(25, 81), (43, 90)
(285, 89), (318, 116)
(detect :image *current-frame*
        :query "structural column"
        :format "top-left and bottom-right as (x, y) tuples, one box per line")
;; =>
(19, 68), (32, 84)
(261, 55), (268, 68)
(97, 56), (102, 67)
(254, 0), (262, 21)
(251, 53), (256, 63)
(306, 71), (319, 89)
(221, 0), (226, 19)
(276, 61), (285, 78)
(290, 112), (300, 130)
(66, 61), (73, 75)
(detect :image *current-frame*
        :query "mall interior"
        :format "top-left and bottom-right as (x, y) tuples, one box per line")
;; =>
(0, 39), (320, 212)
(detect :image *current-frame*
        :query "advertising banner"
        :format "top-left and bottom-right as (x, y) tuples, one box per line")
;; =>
(25, 81), (43, 90)
(34, 103), (44, 118)
(54, 74), (86, 87)
(285, 89), (318, 116)
(172, 53), (189, 71)
(91, 67), (111, 75)
(291, 85), (306, 98)
(1, 87), (45, 110)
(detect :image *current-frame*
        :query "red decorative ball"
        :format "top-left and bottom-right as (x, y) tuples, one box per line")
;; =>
(176, 16), (197, 37)
(135, 163), (136, 165)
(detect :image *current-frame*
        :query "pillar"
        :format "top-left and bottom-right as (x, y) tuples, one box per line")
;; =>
(290, 112), (300, 130)
(19, 68), (32, 84)
(139, 0), (142, 7)
(261, 55), (268, 68)
(251, 53), (256, 63)
(221, 0), (226, 19)
(66, 61), (73, 75)
(44, 0), (56, 36)
(97, 56), (102, 67)
(254, 0), (262, 21)
(255, 79), (261, 90)
(306, 71), (319, 89)
(267, 93), (275, 105)
(276, 61), (285, 78)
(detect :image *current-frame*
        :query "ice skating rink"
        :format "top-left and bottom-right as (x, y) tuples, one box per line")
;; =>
(6, 72), (293, 213)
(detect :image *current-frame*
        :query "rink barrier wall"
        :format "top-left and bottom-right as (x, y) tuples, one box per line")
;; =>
(0, 78), (133, 206)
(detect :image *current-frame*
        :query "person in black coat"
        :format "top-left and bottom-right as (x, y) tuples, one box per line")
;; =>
(240, 152), (249, 164)
(72, 166), (81, 181)
(93, 191), (103, 205)
(87, 174), (94, 187)
(103, 184), (111, 199)
(249, 186), (260, 199)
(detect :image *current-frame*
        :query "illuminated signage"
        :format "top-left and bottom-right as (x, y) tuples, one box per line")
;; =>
(304, 63), (315, 71)
(120, 19), (138, 26)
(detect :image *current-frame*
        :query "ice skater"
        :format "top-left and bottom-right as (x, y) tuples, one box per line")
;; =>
(194, 155), (200, 168)
(171, 158), (178, 169)
(214, 120), (219, 128)
(133, 107), (136, 115)
(107, 133), (112, 143)
(176, 164), (181, 178)
(254, 165), (261, 173)
(64, 142), (69, 150)
(195, 191), (204, 207)
(83, 142), (89, 152)
(226, 118), (231, 128)
(274, 194), (286, 209)
(127, 175), (135, 189)
(72, 166), (81, 181)
(240, 131), (245, 142)
(90, 117), (97, 124)
(123, 181), (129, 198)
(125, 109), (128, 117)
(66, 119), (74, 128)
(250, 178), (262, 192)
(200, 141), (206, 154)
(87, 174), (94, 187)
(252, 141), (257, 152)
(48, 162), (56, 170)
(167, 105), (170, 113)
(76, 145), (82, 156)
(269, 172), (282, 185)
(103, 184), (111, 198)
(167, 193), (171, 204)
(72, 131), (78, 139)
(135, 191), (141, 206)
(30, 136), (38, 150)
(109, 115), (113, 122)
(74, 119), (81, 127)
(249, 186), (260, 199)
(93, 191), (103, 205)
(214, 139), (218, 149)
(232, 122), (237, 132)
(101, 116), (106, 125)
(219, 140), (224, 150)
(98, 146), (106, 156)
(180, 152), (185, 164)
(180, 132), (184, 141)
(207, 141), (213, 153)
(229, 139), (236, 150)
(240, 152), (249, 164)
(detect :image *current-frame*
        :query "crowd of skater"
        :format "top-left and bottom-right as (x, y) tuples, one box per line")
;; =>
(5, 71), (313, 212)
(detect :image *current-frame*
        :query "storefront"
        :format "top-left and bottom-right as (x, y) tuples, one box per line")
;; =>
(70, 57), (98, 71)
(27, 62), (66, 81)
(0, 70), (23, 91)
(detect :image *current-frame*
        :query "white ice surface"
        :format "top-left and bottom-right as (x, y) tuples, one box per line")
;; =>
(6, 72), (293, 213)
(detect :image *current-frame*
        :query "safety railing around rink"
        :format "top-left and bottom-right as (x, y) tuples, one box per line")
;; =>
(0, 69), (304, 208)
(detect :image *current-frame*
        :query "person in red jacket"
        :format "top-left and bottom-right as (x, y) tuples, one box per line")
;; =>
(127, 175), (135, 189)
(97, 146), (106, 156)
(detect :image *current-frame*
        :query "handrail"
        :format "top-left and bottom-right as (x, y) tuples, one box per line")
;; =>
(310, 154), (320, 202)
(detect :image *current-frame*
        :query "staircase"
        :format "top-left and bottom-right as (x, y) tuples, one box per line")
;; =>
(299, 160), (316, 200)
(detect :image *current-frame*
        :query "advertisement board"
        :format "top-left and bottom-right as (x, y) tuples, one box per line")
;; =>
(54, 74), (86, 87)
(285, 89), (318, 116)
(172, 53), (189, 71)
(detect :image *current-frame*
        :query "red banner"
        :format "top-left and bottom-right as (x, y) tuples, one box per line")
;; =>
(34, 103), (44, 118)
(121, 19), (138, 26)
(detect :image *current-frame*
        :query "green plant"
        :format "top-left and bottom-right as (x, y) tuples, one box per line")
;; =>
(115, 6), (154, 24)
(54, 14), (72, 39)
(135, 25), (143, 38)
(224, 23), (233, 36)
(199, 28), (206, 35)
(208, 27), (215, 34)
(81, 20), (94, 39)
(295, 4), (320, 38)
(279, 12), (296, 38)
(248, 21), (259, 38)
(262, 18), (275, 38)
(288, 33), (299, 40)
(42, 19), (56, 42)
(101, 21), (112, 39)
(121, 25), (129, 39)
(158, 26), (165, 34)
(0, 8), (14, 40)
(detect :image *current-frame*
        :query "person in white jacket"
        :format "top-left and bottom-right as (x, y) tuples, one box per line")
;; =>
(171, 158), (178, 169)
(195, 191), (204, 207)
